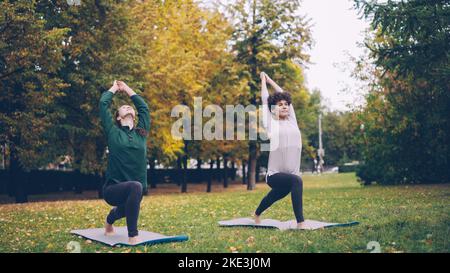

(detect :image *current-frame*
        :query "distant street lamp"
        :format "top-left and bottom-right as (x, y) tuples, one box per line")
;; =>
(360, 123), (368, 146)
(318, 113), (325, 173)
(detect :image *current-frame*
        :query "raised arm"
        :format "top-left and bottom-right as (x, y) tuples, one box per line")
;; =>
(261, 72), (270, 105)
(265, 74), (298, 125)
(118, 81), (150, 134)
(260, 72), (272, 135)
(131, 94), (150, 133)
(99, 81), (119, 136)
(265, 74), (284, 93)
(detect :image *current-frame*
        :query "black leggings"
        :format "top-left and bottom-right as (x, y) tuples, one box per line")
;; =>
(103, 181), (143, 237)
(255, 172), (304, 223)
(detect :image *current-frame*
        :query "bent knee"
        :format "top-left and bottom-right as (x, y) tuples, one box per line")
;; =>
(129, 181), (143, 194)
(292, 175), (303, 186)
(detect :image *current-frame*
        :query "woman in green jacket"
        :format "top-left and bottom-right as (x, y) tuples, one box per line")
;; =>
(98, 80), (150, 244)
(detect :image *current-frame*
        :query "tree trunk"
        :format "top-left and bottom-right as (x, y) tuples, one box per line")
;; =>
(98, 172), (105, 199)
(255, 161), (260, 183)
(181, 155), (188, 193)
(74, 169), (83, 194)
(246, 0), (259, 191)
(176, 156), (182, 186)
(181, 142), (188, 193)
(10, 144), (28, 203)
(1, 143), (6, 170)
(216, 157), (220, 183)
(247, 141), (257, 190)
(197, 157), (202, 184)
(207, 159), (213, 193)
(149, 158), (157, 189)
(242, 160), (247, 185)
(72, 143), (83, 194)
(231, 161), (236, 180)
(223, 156), (228, 188)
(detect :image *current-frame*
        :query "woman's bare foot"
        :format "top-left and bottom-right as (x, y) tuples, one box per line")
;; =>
(104, 222), (115, 236)
(297, 221), (307, 229)
(128, 236), (140, 244)
(253, 213), (261, 224)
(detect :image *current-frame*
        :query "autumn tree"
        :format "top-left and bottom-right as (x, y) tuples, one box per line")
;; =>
(0, 0), (69, 202)
(354, 0), (450, 184)
(226, 0), (313, 189)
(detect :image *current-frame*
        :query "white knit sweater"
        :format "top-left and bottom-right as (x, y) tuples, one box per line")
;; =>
(261, 80), (302, 182)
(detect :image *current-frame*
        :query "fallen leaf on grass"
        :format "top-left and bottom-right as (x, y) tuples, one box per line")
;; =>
(246, 236), (255, 246)
(229, 246), (238, 253)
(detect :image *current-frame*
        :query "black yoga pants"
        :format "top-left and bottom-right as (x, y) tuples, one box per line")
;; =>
(103, 181), (143, 237)
(255, 172), (304, 223)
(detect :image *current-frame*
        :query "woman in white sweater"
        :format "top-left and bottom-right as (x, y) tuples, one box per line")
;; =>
(254, 72), (306, 229)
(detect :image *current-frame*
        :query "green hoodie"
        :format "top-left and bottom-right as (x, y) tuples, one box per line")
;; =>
(99, 90), (150, 191)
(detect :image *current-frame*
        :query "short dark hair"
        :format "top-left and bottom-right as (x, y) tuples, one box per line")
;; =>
(267, 92), (292, 112)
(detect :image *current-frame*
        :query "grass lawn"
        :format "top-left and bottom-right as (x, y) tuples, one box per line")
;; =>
(0, 173), (448, 253)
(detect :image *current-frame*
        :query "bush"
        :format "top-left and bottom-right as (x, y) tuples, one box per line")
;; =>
(338, 164), (359, 173)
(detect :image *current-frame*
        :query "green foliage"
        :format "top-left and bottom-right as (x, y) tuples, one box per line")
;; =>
(0, 0), (69, 170)
(1, 0), (355, 195)
(38, 0), (145, 175)
(354, 0), (450, 184)
(308, 110), (363, 166)
(338, 164), (360, 174)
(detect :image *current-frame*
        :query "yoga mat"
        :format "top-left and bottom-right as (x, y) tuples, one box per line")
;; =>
(218, 218), (359, 231)
(71, 227), (189, 247)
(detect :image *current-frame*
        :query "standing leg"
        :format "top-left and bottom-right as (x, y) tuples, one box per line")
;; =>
(124, 181), (143, 238)
(290, 175), (304, 223)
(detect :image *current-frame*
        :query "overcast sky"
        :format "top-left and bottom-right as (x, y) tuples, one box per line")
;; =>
(203, 0), (373, 111)
(299, 0), (371, 111)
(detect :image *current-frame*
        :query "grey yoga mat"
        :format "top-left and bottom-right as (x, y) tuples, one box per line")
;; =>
(71, 227), (189, 247)
(218, 218), (359, 231)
